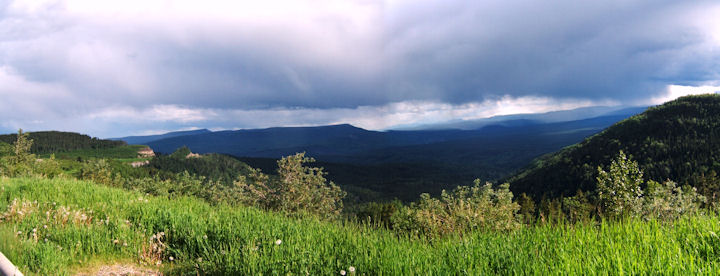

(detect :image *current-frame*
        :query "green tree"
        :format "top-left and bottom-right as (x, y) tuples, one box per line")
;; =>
(562, 190), (594, 223)
(1, 129), (36, 176)
(596, 151), (644, 218)
(696, 170), (720, 209)
(517, 193), (536, 225)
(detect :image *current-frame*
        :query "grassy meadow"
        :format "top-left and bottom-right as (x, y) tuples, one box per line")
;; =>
(2, 177), (720, 275)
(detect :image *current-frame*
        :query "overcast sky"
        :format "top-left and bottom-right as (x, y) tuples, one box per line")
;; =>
(1, 0), (719, 137)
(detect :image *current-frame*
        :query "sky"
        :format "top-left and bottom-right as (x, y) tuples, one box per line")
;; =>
(1, 0), (719, 138)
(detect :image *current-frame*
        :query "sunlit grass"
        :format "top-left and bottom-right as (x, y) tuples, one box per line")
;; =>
(1, 177), (719, 275)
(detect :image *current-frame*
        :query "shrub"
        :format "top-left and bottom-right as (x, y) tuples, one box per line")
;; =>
(643, 180), (705, 221)
(391, 180), (520, 238)
(235, 153), (346, 219)
(33, 154), (63, 178)
(79, 159), (119, 186)
(353, 200), (403, 228)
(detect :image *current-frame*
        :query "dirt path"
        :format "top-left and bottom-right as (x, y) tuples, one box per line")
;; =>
(74, 264), (161, 276)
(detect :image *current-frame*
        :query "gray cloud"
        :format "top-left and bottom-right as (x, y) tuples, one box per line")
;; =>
(0, 0), (719, 136)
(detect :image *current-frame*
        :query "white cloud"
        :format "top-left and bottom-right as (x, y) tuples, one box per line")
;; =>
(54, 96), (611, 137)
(650, 85), (720, 105)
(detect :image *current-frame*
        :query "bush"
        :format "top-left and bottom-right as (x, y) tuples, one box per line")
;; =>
(79, 159), (119, 186)
(643, 180), (705, 221)
(595, 151), (706, 221)
(391, 180), (520, 238)
(353, 200), (403, 228)
(235, 153), (346, 219)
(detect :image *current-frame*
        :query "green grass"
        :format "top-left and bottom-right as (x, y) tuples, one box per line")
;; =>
(39, 145), (148, 161)
(1, 177), (720, 275)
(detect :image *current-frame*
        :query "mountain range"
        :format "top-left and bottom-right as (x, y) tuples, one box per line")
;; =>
(114, 105), (647, 201)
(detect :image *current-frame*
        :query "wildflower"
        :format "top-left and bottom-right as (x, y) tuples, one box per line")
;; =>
(203, 234), (208, 239)
(16, 231), (21, 236)
(44, 238), (48, 242)
(340, 270), (346, 275)
(349, 266), (355, 273)
(113, 239), (119, 245)
(43, 225), (48, 229)
(32, 228), (37, 233)
(123, 242), (128, 247)
(275, 239), (282, 245)
(169, 256), (174, 261)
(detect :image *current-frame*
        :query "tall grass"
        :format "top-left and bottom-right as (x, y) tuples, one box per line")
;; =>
(1, 177), (720, 275)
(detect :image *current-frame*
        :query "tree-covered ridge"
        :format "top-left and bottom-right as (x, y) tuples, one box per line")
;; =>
(148, 149), (255, 185)
(508, 94), (720, 199)
(0, 131), (125, 154)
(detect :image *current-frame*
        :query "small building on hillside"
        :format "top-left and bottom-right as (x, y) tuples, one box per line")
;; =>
(138, 147), (155, 158)
(131, 160), (150, 168)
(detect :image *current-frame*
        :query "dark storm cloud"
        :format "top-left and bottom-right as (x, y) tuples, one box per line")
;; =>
(0, 0), (719, 137)
(382, 0), (720, 104)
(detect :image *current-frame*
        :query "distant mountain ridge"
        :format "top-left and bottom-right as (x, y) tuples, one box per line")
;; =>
(113, 129), (212, 145)
(393, 106), (648, 130)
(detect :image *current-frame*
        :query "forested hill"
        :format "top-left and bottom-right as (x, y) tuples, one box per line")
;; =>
(508, 94), (720, 199)
(0, 131), (125, 154)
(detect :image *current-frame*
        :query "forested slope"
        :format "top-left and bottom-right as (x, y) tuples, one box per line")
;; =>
(508, 94), (720, 199)
(0, 131), (125, 154)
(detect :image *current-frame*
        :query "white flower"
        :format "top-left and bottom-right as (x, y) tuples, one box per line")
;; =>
(340, 270), (346, 275)
(275, 239), (282, 245)
(169, 256), (174, 261)
(349, 266), (355, 273)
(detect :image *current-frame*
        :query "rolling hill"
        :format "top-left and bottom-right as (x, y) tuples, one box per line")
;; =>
(507, 94), (720, 199)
